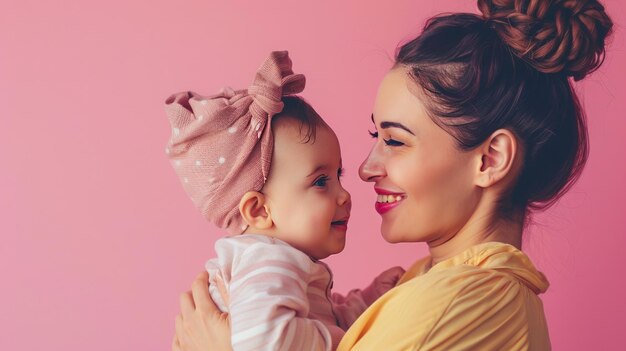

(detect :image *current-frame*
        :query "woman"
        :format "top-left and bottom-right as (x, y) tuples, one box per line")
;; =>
(173, 0), (613, 349)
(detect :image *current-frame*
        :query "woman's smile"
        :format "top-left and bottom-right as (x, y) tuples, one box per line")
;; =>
(374, 187), (406, 214)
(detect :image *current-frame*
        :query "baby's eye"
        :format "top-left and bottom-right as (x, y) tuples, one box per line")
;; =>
(383, 138), (404, 147)
(338, 167), (345, 178)
(314, 176), (329, 187)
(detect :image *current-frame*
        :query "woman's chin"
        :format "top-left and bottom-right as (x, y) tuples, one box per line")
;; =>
(381, 220), (427, 243)
(382, 235), (403, 243)
(380, 224), (406, 243)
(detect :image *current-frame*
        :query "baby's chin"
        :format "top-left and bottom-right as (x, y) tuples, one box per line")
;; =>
(313, 243), (347, 260)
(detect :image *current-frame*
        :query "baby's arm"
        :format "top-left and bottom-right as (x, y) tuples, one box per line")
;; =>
(331, 266), (405, 330)
(228, 242), (340, 351)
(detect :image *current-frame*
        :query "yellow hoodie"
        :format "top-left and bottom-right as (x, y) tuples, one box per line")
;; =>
(337, 242), (551, 350)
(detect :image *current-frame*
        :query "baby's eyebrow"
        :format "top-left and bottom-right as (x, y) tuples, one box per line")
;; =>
(307, 165), (329, 177)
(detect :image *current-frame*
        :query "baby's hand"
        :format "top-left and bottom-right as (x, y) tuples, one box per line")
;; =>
(362, 266), (406, 305)
(374, 266), (406, 292)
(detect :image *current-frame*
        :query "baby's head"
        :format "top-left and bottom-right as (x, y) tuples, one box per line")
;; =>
(164, 51), (350, 260)
(240, 96), (351, 259)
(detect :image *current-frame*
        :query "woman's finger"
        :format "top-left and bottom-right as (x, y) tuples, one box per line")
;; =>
(191, 271), (221, 314)
(179, 291), (195, 318)
(172, 334), (181, 351)
(174, 314), (187, 351)
(174, 313), (184, 337)
(214, 274), (230, 306)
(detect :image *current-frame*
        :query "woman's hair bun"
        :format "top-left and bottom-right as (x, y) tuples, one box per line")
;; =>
(478, 0), (613, 80)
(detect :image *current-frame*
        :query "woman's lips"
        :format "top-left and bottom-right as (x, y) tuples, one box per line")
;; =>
(374, 187), (405, 214)
(375, 200), (403, 214)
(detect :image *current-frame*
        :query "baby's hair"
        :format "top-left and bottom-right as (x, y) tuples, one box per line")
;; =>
(273, 95), (328, 144)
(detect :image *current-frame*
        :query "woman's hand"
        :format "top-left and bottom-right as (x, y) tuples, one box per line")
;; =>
(172, 271), (233, 351)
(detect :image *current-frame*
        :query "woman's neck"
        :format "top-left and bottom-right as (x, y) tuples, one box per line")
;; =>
(427, 207), (524, 267)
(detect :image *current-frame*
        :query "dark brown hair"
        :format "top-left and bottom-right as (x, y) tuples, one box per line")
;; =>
(274, 95), (327, 144)
(395, 0), (613, 219)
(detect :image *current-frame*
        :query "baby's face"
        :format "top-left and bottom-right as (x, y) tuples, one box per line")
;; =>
(262, 116), (352, 260)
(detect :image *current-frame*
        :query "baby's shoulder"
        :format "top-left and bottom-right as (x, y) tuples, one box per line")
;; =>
(216, 234), (315, 270)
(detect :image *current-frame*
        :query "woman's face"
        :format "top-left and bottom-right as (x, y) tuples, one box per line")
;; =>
(359, 67), (481, 244)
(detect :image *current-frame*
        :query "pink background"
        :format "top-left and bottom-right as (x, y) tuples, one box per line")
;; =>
(2, 1), (625, 350)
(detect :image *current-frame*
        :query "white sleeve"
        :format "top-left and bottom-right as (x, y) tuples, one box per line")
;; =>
(227, 242), (341, 351)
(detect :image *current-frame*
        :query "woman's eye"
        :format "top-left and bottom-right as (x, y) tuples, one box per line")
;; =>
(383, 138), (404, 147)
(370, 130), (403, 147)
(314, 176), (329, 187)
(338, 167), (345, 179)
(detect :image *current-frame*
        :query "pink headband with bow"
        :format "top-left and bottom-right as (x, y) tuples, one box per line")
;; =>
(164, 51), (306, 235)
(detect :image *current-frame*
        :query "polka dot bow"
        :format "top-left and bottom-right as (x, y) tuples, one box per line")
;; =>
(164, 51), (306, 235)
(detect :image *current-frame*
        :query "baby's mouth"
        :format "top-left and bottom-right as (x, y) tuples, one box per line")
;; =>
(331, 217), (349, 226)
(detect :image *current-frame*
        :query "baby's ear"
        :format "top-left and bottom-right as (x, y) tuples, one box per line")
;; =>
(238, 191), (273, 230)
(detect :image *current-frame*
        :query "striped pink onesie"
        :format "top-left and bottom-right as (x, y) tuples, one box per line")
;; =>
(205, 234), (383, 351)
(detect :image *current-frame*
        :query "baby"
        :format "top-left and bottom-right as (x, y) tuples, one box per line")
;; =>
(164, 51), (402, 351)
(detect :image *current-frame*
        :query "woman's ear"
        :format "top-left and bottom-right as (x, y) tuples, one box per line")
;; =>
(238, 191), (273, 230)
(475, 129), (520, 189)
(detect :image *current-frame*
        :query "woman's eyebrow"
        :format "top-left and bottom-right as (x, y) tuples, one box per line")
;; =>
(371, 113), (415, 135)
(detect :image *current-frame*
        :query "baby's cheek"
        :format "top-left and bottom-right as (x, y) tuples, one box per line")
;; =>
(308, 196), (336, 221)
(307, 209), (330, 229)
(283, 202), (320, 229)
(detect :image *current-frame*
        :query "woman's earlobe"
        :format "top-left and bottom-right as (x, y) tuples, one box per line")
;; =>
(238, 191), (273, 230)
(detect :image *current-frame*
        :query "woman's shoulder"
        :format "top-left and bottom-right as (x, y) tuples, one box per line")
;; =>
(338, 243), (551, 350)
(392, 261), (526, 311)
(399, 241), (549, 295)
(381, 241), (549, 324)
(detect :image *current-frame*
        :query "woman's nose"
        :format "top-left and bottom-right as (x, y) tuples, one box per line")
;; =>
(359, 146), (385, 182)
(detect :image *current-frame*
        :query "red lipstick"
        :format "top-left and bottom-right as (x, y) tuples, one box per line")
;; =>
(374, 187), (405, 215)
